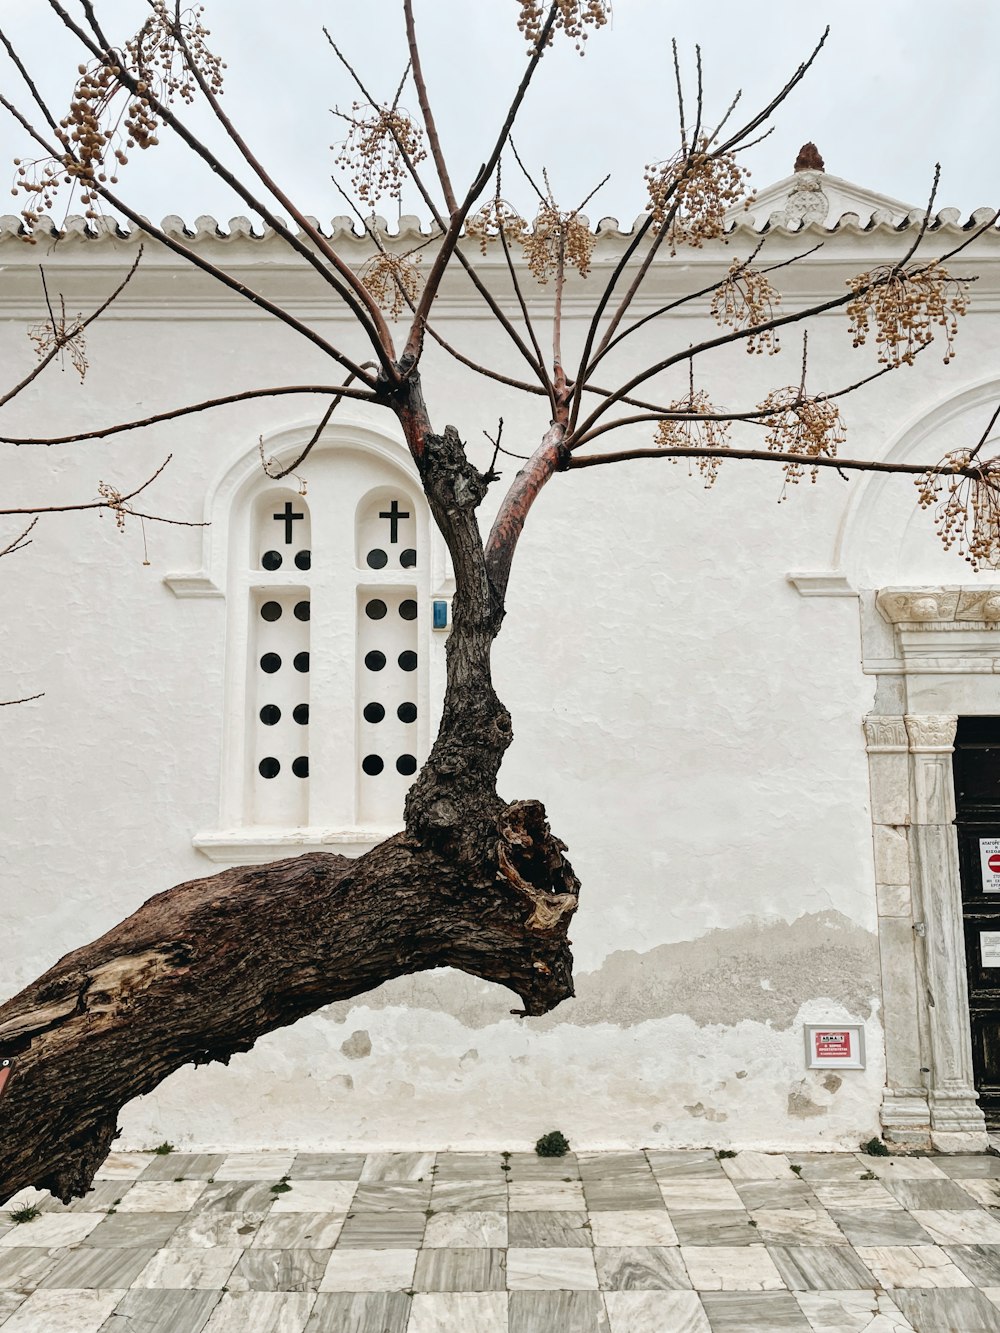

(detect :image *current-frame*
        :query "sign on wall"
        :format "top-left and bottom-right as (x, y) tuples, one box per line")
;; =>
(981, 933), (1000, 968)
(803, 1024), (866, 1070)
(980, 838), (1000, 893)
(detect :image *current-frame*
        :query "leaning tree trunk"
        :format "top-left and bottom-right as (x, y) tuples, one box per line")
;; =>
(0, 391), (578, 1203)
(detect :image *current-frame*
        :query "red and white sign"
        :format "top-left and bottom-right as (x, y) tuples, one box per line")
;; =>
(981, 839), (1000, 893)
(813, 1030), (852, 1060)
(804, 1023), (865, 1069)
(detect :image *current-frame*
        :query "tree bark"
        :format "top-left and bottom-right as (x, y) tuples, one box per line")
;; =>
(0, 384), (579, 1204)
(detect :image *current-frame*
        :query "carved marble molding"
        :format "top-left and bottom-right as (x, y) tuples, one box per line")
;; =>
(863, 715), (909, 753)
(904, 714), (958, 753)
(877, 587), (1000, 627)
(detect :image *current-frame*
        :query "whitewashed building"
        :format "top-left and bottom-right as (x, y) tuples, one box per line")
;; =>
(3, 158), (1000, 1153)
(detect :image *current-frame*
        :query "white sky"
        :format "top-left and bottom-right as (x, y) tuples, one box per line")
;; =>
(0, 1), (997, 229)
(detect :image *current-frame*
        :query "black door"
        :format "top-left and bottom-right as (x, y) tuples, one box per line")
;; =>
(954, 716), (1000, 1127)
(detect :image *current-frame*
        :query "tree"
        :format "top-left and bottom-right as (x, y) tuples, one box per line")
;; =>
(0, 0), (997, 1202)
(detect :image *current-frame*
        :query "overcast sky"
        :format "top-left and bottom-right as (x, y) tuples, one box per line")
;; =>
(0, 2), (997, 228)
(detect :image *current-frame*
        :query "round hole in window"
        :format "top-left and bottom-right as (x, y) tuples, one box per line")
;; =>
(260, 704), (281, 726)
(399, 599), (418, 621)
(260, 653), (282, 674)
(365, 598), (388, 620)
(398, 650), (418, 672)
(262, 550), (282, 571)
(293, 703), (309, 725)
(400, 548), (417, 568)
(260, 600), (282, 621)
(292, 756), (309, 779)
(365, 650), (386, 672)
(258, 756), (280, 779)
(364, 702), (386, 723)
(294, 601), (310, 622)
(367, 548), (388, 569)
(293, 651), (310, 673)
(362, 754), (384, 776)
(295, 550), (312, 570)
(397, 702), (417, 723)
(396, 754), (417, 776)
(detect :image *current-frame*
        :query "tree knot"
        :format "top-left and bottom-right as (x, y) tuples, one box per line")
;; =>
(496, 799), (579, 932)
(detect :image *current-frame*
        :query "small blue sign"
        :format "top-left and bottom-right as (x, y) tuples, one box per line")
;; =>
(432, 600), (449, 630)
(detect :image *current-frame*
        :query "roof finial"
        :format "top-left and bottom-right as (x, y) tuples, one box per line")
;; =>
(794, 143), (825, 173)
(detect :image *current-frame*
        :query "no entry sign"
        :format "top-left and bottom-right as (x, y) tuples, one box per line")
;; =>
(981, 838), (1000, 893)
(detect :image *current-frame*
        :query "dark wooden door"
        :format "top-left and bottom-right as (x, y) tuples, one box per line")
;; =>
(954, 716), (1000, 1127)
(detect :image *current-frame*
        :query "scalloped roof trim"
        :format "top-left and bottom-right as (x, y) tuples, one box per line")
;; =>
(0, 206), (997, 245)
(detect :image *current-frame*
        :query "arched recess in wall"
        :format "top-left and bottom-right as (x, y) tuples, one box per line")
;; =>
(163, 414), (452, 864)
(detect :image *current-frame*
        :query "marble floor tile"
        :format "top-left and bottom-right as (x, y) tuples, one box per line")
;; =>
(117, 1181), (208, 1213)
(604, 1290), (710, 1332)
(791, 1158), (876, 1183)
(215, 1153), (295, 1181)
(432, 1154), (506, 1181)
(287, 1154), (365, 1181)
(680, 1245), (785, 1291)
(0, 1292), (26, 1323)
(659, 1181), (744, 1212)
(46, 1183), (124, 1214)
(891, 1285), (1000, 1332)
(250, 1214), (345, 1250)
(646, 1150), (723, 1180)
(508, 1210), (592, 1248)
(412, 1248), (506, 1292)
(319, 1248), (416, 1292)
(578, 1152), (653, 1180)
(670, 1211), (760, 1246)
(509, 1182), (587, 1211)
(766, 1244), (876, 1290)
(700, 1289), (810, 1329)
(946, 1245), (1000, 1286)
(936, 1156), (1000, 1180)
(303, 1291), (410, 1333)
(94, 1152), (155, 1180)
(358, 1153), (435, 1183)
(882, 1177), (980, 1211)
(269, 1182), (357, 1213)
(750, 1207), (848, 1246)
(0, 1246), (60, 1290)
(793, 1288), (916, 1332)
(428, 1181), (507, 1212)
(407, 1291), (507, 1333)
(98, 1287), (222, 1333)
(227, 1248), (331, 1293)
(131, 1245), (243, 1289)
(191, 1182), (277, 1215)
(1, 1188), (51, 1217)
(812, 1182), (900, 1211)
(957, 1178), (1000, 1209)
(827, 1211), (933, 1247)
(167, 1213), (262, 1249)
(734, 1181), (816, 1210)
(864, 1157), (948, 1182)
(202, 1290), (316, 1333)
(423, 1211), (507, 1248)
(594, 1246), (690, 1291)
(508, 1289), (610, 1332)
(855, 1244), (972, 1288)
(719, 1153), (796, 1182)
(38, 1246), (158, 1289)
(350, 1182), (429, 1213)
(985, 1287), (1000, 1309)
(139, 1154), (224, 1182)
(81, 1212), (187, 1249)
(910, 1209), (1000, 1246)
(588, 1210), (678, 1247)
(584, 1180), (666, 1212)
(334, 1211), (425, 1249)
(506, 1247), (599, 1289)
(0, 1213), (104, 1247)
(0, 1287), (124, 1333)
(504, 1154), (581, 1182)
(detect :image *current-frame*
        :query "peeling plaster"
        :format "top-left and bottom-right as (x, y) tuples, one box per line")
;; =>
(340, 1030), (372, 1060)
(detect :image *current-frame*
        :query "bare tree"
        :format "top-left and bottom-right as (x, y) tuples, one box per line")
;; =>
(0, 0), (997, 1202)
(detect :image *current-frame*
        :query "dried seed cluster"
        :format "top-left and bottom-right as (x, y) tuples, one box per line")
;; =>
(915, 451), (1000, 569)
(97, 480), (129, 532)
(521, 204), (595, 283)
(654, 390), (731, 488)
(359, 251), (422, 319)
(332, 104), (427, 206)
(12, 4), (223, 233)
(847, 261), (970, 367)
(465, 197), (529, 256)
(645, 144), (751, 254)
(516, 0), (611, 52)
(758, 387), (846, 492)
(28, 306), (87, 382)
(710, 259), (781, 354)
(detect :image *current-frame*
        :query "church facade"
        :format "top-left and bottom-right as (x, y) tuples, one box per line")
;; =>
(3, 163), (1000, 1153)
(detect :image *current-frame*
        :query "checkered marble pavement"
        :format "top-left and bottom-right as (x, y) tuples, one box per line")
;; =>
(3, 1149), (1000, 1331)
